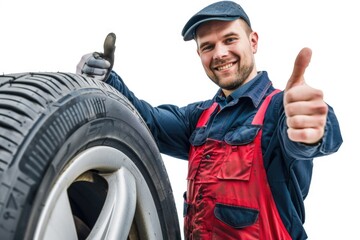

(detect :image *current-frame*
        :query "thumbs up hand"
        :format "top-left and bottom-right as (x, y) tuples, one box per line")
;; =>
(284, 48), (328, 144)
(76, 33), (116, 82)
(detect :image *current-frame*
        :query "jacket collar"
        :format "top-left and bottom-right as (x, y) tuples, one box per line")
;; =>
(215, 71), (273, 108)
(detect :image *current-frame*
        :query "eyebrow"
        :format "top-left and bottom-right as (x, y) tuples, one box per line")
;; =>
(223, 32), (239, 39)
(198, 31), (239, 50)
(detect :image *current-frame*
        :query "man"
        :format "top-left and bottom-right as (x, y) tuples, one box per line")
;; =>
(76, 1), (342, 239)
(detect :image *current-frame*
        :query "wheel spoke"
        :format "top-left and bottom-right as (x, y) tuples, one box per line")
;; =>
(42, 189), (78, 240)
(87, 167), (137, 239)
(34, 147), (168, 240)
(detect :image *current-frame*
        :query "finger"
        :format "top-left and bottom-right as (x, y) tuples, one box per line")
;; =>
(287, 114), (327, 129)
(87, 56), (111, 69)
(287, 127), (324, 144)
(93, 52), (103, 59)
(103, 32), (116, 61)
(284, 84), (324, 103)
(82, 64), (108, 76)
(285, 101), (328, 120)
(285, 47), (312, 91)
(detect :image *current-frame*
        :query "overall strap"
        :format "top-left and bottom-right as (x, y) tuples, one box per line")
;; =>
(252, 89), (281, 125)
(196, 102), (219, 128)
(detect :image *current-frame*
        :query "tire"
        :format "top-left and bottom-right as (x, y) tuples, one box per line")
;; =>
(0, 72), (181, 240)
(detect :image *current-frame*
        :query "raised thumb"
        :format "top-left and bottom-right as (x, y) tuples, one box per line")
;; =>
(103, 32), (116, 63)
(102, 32), (116, 81)
(285, 47), (312, 91)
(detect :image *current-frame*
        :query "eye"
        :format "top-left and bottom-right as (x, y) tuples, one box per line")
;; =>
(225, 37), (237, 44)
(200, 44), (213, 53)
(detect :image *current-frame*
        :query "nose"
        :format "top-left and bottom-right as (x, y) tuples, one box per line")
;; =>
(213, 44), (228, 60)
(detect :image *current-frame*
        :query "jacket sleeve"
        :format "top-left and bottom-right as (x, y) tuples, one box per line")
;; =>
(104, 71), (196, 159)
(276, 93), (343, 160)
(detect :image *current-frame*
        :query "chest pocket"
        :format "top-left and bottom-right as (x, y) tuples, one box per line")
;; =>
(189, 126), (207, 146)
(217, 125), (261, 181)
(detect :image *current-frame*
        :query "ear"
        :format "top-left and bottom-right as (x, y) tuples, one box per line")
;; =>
(250, 31), (258, 54)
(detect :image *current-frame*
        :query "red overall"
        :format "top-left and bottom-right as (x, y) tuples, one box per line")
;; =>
(184, 90), (292, 240)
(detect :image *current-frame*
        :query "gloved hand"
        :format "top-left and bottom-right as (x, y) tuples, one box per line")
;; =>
(76, 32), (116, 81)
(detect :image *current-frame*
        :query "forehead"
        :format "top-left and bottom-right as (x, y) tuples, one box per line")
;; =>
(196, 19), (245, 40)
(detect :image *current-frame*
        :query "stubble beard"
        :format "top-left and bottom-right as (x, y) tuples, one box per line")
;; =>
(213, 62), (254, 91)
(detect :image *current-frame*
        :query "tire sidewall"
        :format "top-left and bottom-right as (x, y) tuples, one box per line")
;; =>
(14, 88), (169, 239)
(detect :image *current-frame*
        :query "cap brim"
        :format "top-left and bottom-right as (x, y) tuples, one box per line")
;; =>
(182, 16), (239, 41)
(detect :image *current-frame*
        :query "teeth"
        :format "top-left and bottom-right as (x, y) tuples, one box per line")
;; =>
(217, 63), (233, 71)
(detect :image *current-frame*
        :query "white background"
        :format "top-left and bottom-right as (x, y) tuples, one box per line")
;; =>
(0, 0), (358, 239)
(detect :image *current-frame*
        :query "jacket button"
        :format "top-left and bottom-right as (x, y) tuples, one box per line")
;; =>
(205, 154), (211, 159)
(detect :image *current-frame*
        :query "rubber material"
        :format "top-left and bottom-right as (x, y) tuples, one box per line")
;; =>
(0, 72), (180, 240)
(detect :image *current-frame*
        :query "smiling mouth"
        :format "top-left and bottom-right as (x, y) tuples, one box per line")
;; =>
(216, 63), (234, 71)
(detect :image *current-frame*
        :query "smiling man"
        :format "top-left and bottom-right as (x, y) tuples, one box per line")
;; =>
(195, 19), (257, 97)
(76, 1), (343, 239)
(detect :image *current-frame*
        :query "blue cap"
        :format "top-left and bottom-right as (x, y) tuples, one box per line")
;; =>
(181, 1), (251, 41)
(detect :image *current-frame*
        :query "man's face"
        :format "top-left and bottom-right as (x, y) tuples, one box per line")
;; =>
(196, 19), (258, 96)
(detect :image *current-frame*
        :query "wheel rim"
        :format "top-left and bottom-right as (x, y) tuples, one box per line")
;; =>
(33, 146), (163, 240)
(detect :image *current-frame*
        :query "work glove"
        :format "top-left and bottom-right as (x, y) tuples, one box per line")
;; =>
(76, 32), (116, 81)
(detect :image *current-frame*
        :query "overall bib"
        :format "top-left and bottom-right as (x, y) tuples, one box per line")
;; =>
(184, 90), (292, 240)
